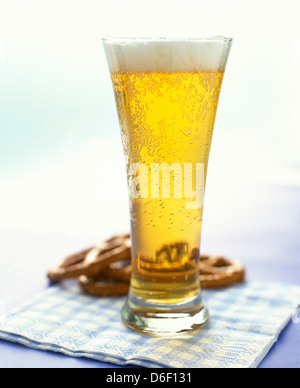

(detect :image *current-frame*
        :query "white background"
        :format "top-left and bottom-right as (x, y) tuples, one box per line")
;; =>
(0, 0), (299, 250)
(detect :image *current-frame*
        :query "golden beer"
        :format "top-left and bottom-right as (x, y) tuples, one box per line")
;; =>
(103, 38), (232, 334)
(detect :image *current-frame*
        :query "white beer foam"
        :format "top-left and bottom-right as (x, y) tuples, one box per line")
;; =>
(104, 37), (232, 72)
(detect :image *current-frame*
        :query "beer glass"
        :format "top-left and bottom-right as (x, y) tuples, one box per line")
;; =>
(103, 37), (232, 335)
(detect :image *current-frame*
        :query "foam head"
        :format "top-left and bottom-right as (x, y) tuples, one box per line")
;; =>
(103, 37), (232, 73)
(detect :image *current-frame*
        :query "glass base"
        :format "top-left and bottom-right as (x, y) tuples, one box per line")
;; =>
(122, 292), (209, 336)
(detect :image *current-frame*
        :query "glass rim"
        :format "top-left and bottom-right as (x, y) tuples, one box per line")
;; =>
(102, 36), (233, 44)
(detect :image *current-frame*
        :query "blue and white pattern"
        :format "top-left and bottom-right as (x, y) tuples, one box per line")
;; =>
(0, 281), (299, 368)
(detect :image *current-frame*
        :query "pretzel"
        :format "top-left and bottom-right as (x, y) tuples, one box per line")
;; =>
(47, 233), (131, 283)
(78, 275), (130, 297)
(199, 255), (245, 289)
(78, 255), (244, 296)
(47, 234), (245, 296)
(101, 261), (132, 282)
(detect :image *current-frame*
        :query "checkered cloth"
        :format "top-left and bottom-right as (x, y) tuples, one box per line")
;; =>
(0, 281), (299, 368)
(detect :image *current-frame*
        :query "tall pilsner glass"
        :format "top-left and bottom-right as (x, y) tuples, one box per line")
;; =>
(103, 37), (232, 335)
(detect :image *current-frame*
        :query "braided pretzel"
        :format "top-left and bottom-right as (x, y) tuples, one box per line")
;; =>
(47, 234), (245, 296)
(199, 255), (245, 289)
(101, 261), (132, 282)
(78, 275), (130, 297)
(47, 234), (131, 283)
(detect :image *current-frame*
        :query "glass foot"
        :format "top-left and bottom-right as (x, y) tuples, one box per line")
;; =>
(122, 293), (209, 336)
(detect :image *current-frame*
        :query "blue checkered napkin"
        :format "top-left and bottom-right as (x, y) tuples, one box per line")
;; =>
(0, 281), (299, 368)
